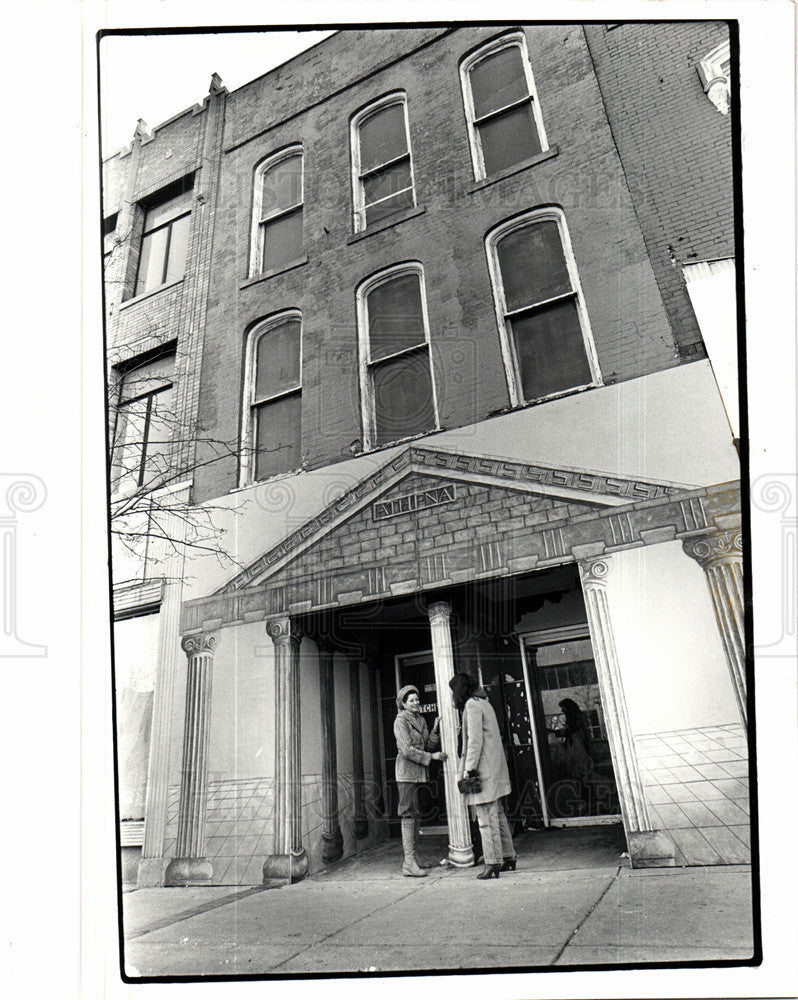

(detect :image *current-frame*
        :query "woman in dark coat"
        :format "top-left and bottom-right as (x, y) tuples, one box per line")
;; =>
(393, 684), (447, 877)
(449, 672), (516, 879)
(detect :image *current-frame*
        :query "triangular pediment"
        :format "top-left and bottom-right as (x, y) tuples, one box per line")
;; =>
(218, 445), (692, 594)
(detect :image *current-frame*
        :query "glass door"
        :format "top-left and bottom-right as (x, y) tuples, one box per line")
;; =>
(392, 651), (447, 827)
(519, 625), (621, 825)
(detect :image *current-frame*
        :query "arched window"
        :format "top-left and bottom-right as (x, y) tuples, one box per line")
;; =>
(460, 32), (548, 179)
(486, 210), (600, 406)
(357, 264), (438, 448)
(242, 312), (302, 483)
(250, 147), (304, 277)
(351, 94), (415, 232)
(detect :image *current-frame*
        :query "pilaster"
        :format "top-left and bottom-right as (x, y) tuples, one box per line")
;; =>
(164, 631), (218, 885)
(349, 658), (369, 839)
(262, 616), (309, 883)
(682, 529), (746, 724)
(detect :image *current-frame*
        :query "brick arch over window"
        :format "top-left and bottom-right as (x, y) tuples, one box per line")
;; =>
(249, 146), (304, 277)
(241, 311), (303, 485)
(485, 208), (601, 406)
(350, 93), (416, 232)
(459, 31), (549, 180)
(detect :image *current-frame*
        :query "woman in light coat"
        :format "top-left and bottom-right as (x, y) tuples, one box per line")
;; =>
(393, 684), (448, 877)
(449, 672), (516, 879)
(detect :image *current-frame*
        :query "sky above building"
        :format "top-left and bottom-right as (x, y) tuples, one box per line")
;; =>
(99, 29), (335, 157)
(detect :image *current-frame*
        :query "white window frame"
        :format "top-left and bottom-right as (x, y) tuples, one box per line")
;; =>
(240, 309), (303, 486)
(350, 93), (416, 233)
(485, 208), (602, 408)
(356, 262), (440, 450)
(249, 145), (304, 278)
(459, 31), (549, 181)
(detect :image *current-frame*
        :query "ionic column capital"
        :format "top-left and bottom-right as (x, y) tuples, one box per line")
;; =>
(427, 600), (452, 624)
(267, 616), (303, 647)
(682, 529), (743, 569)
(578, 557), (613, 589)
(181, 631), (219, 656)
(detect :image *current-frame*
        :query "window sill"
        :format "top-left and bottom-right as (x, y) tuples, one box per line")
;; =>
(356, 425), (444, 458)
(347, 205), (426, 244)
(241, 257), (309, 289)
(467, 146), (559, 193)
(119, 278), (184, 310)
(233, 464), (305, 493)
(488, 380), (601, 419)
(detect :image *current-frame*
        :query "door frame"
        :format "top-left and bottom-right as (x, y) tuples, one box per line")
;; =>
(518, 622), (622, 828)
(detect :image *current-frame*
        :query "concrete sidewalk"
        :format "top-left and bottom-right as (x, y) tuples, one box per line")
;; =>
(122, 831), (755, 977)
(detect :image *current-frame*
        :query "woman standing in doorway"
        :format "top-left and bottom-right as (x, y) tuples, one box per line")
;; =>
(394, 685), (448, 877)
(450, 672), (516, 880)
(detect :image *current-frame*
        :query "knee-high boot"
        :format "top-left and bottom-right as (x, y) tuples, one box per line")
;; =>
(401, 818), (426, 877)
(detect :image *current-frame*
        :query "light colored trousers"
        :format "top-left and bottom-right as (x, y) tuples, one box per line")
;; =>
(473, 798), (514, 865)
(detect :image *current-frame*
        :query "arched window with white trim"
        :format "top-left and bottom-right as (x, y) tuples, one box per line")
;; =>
(486, 210), (601, 406)
(357, 264), (438, 448)
(351, 94), (416, 232)
(250, 147), (303, 277)
(242, 312), (302, 483)
(460, 32), (548, 179)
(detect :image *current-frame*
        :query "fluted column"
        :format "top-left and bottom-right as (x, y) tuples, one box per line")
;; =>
(683, 530), (746, 725)
(164, 631), (218, 885)
(262, 617), (308, 883)
(349, 658), (368, 839)
(578, 559), (675, 867)
(427, 601), (474, 867)
(318, 643), (343, 863)
(368, 667), (385, 820)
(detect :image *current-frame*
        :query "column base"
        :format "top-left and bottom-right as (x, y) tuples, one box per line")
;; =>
(627, 830), (677, 868)
(447, 842), (475, 867)
(321, 828), (344, 864)
(354, 817), (369, 840)
(262, 850), (309, 883)
(164, 857), (214, 885)
(137, 857), (169, 887)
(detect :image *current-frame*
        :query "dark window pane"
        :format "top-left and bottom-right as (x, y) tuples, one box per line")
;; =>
(364, 187), (415, 227)
(373, 348), (435, 445)
(511, 298), (592, 400)
(363, 158), (412, 207)
(261, 154), (303, 218)
(497, 220), (571, 311)
(367, 274), (425, 360)
(255, 392), (301, 480)
(164, 214), (190, 284)
(142, 385), (175, 485)
(144, 189), (193, 231)
(255, 319), (301, 400)
(477, 102), (541, 175)
(261, 207), (303, 273)
(359, 103), (407, 173)
(135, 226), (168, 295)
(470, 45), (529, 118)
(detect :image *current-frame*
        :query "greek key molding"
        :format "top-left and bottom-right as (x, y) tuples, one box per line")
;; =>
(181, 632), (219, 656)
(682, 529), (743, 568)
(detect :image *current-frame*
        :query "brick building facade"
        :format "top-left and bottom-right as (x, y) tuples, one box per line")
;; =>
(104, 24), (746, 890)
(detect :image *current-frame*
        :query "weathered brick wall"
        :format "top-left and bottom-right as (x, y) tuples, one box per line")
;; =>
(194, 24), (681, 502)
(584, 22), (734, 359)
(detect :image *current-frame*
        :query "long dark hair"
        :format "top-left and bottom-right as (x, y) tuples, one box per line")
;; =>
(449, 671), (478, 711)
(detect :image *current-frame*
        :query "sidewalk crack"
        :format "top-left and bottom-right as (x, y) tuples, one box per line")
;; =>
(550, 866), (620, 965)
